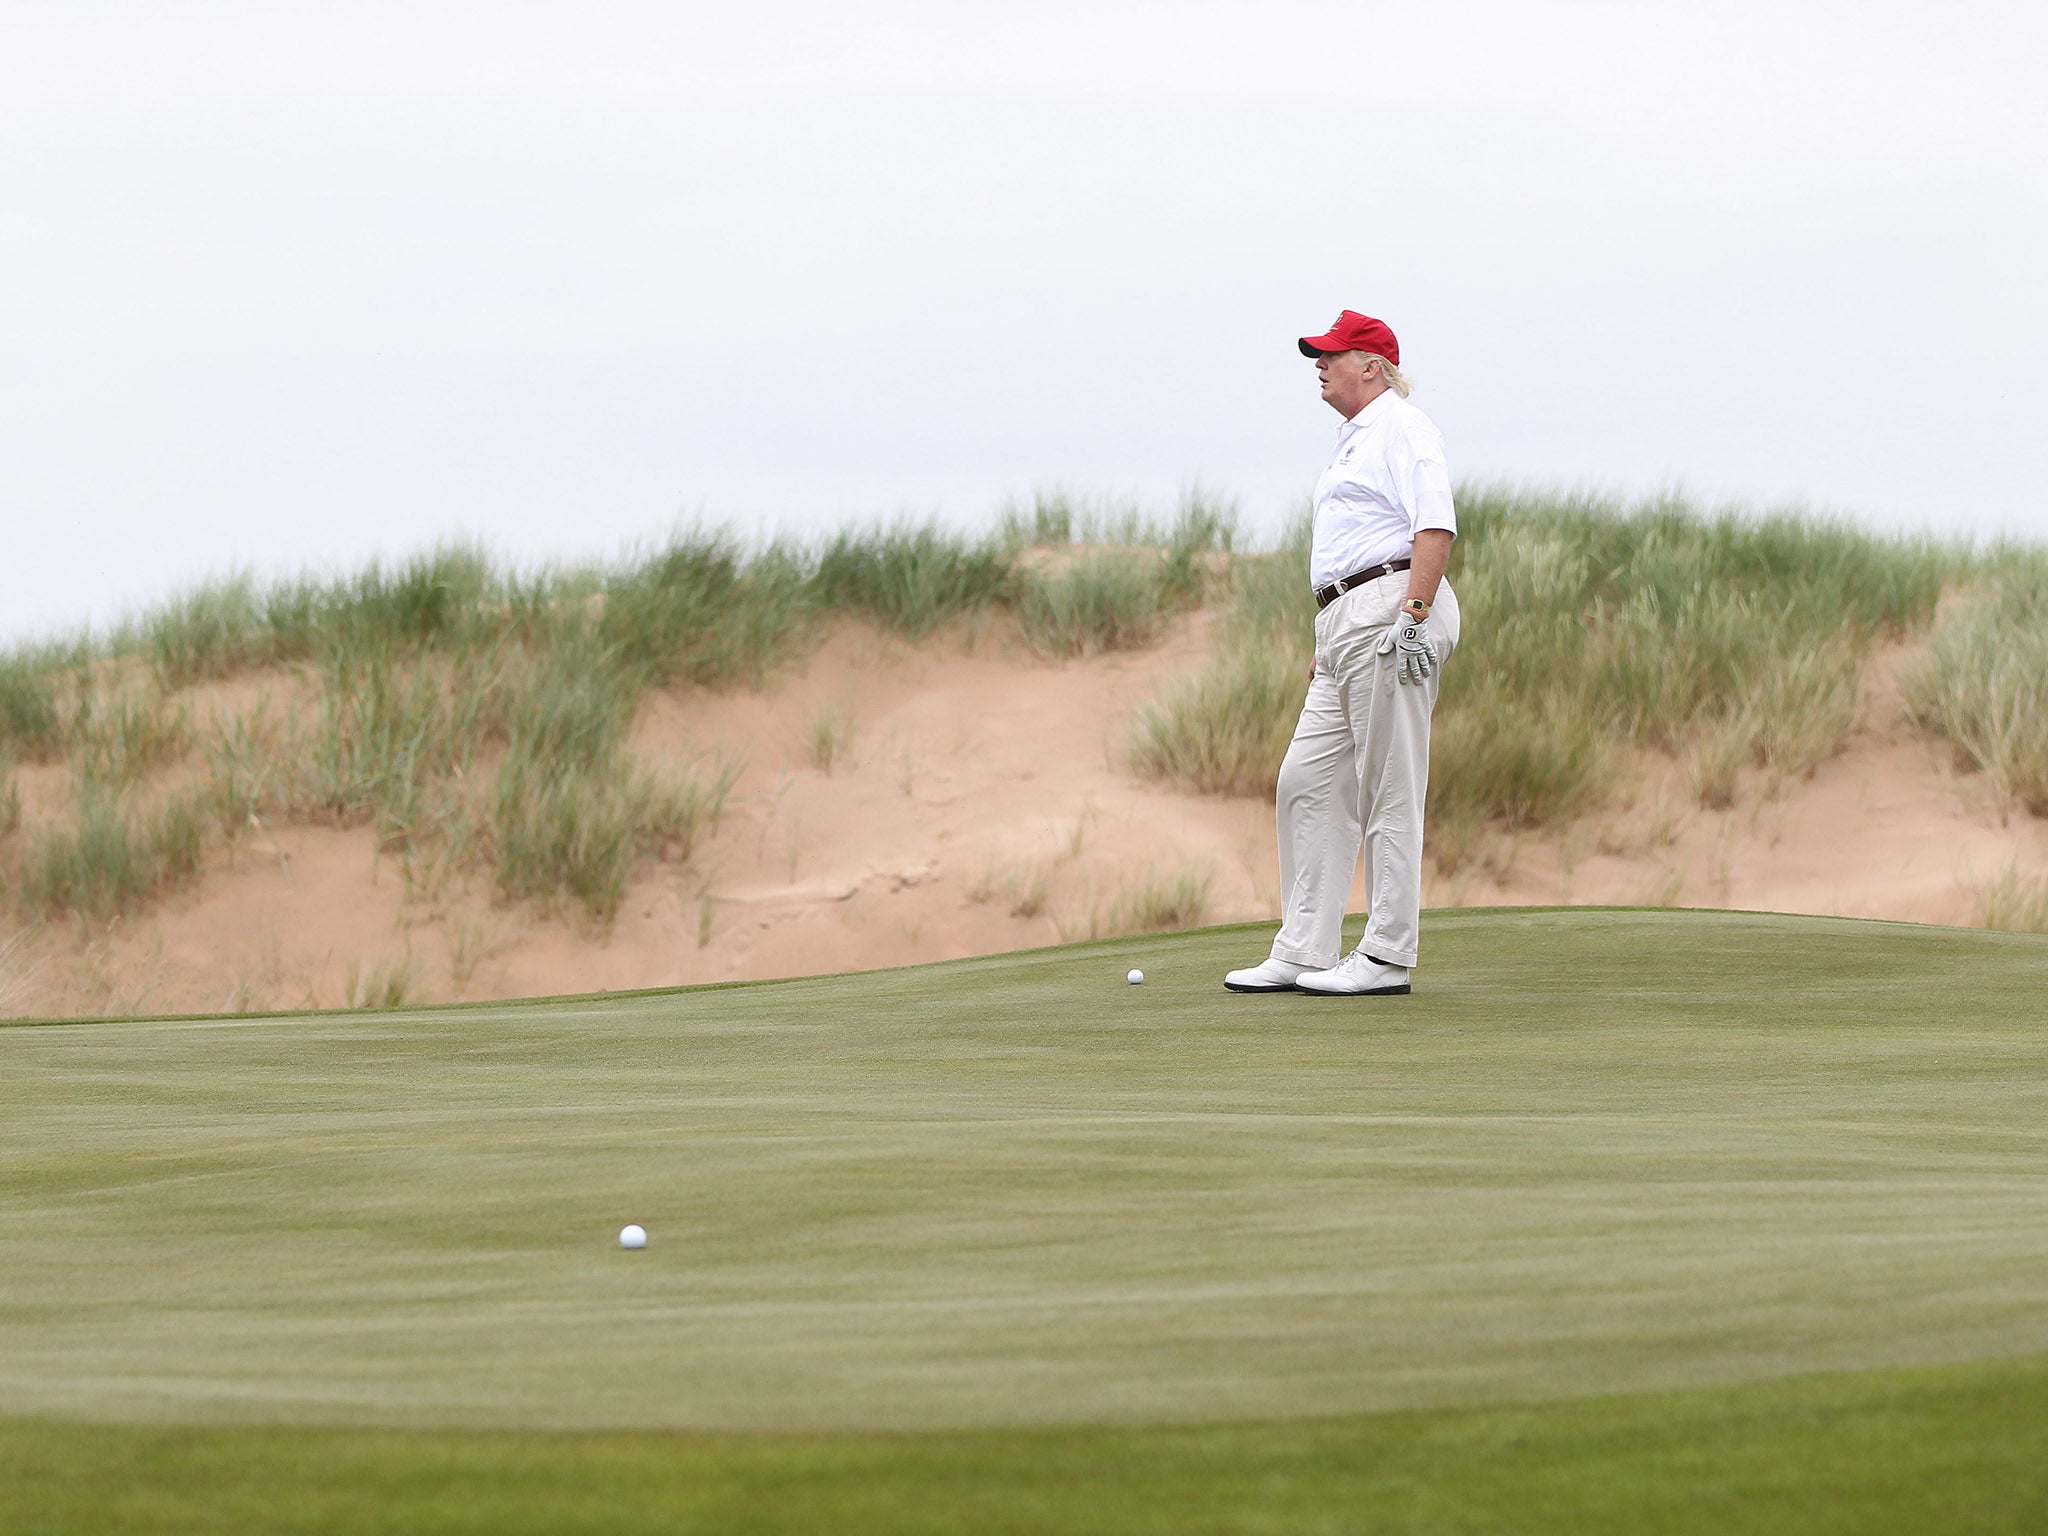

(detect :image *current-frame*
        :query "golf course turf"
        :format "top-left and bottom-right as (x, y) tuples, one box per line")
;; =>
(4, 908), (2047, 1532)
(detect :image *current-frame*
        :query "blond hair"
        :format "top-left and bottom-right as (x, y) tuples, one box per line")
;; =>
(1360, 352), (1412, 398)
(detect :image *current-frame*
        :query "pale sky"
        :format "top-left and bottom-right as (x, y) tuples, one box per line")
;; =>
(5, 0), (2044, 644)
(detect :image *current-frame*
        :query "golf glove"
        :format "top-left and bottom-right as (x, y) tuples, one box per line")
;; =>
(1377, 617), (1437, 685)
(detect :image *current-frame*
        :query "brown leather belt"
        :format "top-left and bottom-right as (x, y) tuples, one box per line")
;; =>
(1314, 558), (1411, 610)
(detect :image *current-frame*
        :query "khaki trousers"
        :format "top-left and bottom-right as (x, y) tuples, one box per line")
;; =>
(1269, 571), (1461, 971)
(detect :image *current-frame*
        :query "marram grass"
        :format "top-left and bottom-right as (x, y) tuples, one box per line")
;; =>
(1132, 487), (1962, 842)
(2, 489), (2043, 927)
(1903, 549), (2048, 816)
(13, 788), (204, 921)
(0, 506), (1242, 926)
(1973, 858), (2048, 934)
(1017, 547), (1196, 658)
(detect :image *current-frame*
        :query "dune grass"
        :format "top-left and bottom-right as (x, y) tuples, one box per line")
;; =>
(810, 524), (1014, 639)
(342, 951), (420, 1011)
(803, 697), (857, 773)
(1126, 519), (1313, 796)
(999, 487), (1239, 555)
(1973, 858), (2048, 934)
(1010, 491), (1235, 659)
(492, 756), (730, 924)
(69, 684), (192, 790)
(1133, 489), (1957, 855)
(2, 489), (2042, 928)
(1090, 859), (1214, 936)
(1903, 548), (2048, 816)
(12, 790), (205, 922)
(1, 505), (1241, 929)
(598, 533), (810, 689)
(2, 910), (2047, 1529)
(0, 643), (77, 763)
(966, 856), (1054, 918)
(1016, 547), (1194, 658)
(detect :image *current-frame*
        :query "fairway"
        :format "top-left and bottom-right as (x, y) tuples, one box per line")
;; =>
(6, 907), (2048, 1432)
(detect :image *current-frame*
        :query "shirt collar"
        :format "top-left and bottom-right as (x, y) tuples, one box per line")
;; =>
(1339, 389), (1398, 433)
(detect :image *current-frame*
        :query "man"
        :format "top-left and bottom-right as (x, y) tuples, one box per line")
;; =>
(1224, 310), (1462, 997)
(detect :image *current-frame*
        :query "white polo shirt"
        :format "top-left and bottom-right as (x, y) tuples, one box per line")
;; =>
(1308, 389), (1457, 589)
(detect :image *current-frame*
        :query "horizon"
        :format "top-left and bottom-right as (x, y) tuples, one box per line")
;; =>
(6, 0), (2043, 646)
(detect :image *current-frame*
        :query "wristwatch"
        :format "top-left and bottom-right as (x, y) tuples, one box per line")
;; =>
(1400, 597), (1432, 621)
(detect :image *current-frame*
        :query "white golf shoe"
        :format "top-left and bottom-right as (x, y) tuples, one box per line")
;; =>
(1222, 958), (1308, 993)
(1294, 952), (1411, 996)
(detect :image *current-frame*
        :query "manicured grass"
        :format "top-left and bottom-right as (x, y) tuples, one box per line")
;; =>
(5, 1352), (2047, 1534)
(4, 909), (2048, 1527)
(6, 911), (2048, 1429)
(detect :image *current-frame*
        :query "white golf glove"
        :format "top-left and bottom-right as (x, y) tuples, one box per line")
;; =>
(1377, 617), (1437, 685)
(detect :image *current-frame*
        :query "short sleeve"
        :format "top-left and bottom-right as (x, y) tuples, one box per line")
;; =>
(1390, 426), (1458, 538)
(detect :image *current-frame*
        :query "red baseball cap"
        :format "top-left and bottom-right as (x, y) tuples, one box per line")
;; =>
(1298, 310), (1400, 364)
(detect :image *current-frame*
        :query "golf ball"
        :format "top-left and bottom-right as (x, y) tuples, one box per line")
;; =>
(1127, 968), (1144, 984)
(619, 1224), (647, 1250)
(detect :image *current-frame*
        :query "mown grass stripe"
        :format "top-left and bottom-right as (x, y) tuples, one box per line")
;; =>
(2, 1354), (2045, 1535)
(3, 913), (2046, 1437)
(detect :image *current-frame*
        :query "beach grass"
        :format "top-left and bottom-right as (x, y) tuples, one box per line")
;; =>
(1, 489), (2040, 927)
(12, 788), (205, 921)
(1091, 858), (1214, 935)
(1973, 858), (2048, 934)
(70, 683), (192, 790)
(1126, 515), (1311, 796)
(804, 697), (857, 773)
(1016, 547), (1197, 658)
(1903, 548), (2048, 816)
(1127, 633), (1305, 795)
(1133, 488), (1961, 835)
(0, 644), (74, 762)
(2, 909), (2046, 1530)
(810, 523), (1014, 639)
(341, 951), (420, 1011)
(0, 504), (1237, 927)
(599, 531), (811, 690)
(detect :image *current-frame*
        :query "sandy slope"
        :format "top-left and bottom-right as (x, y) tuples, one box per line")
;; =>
(4, 618), (2045, 1019)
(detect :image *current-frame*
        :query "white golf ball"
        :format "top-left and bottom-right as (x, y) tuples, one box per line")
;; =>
(1127, 968), (1144, 985)
(618, 1224), (647, 1250)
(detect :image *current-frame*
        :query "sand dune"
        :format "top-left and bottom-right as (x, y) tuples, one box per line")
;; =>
(4, 617), (2045, 1019)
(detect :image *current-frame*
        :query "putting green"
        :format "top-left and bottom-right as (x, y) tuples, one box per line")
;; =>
(4, 909), (2047, 1435)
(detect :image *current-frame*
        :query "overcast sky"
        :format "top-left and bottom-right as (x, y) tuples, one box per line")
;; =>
(4, 0), (2044, 644)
